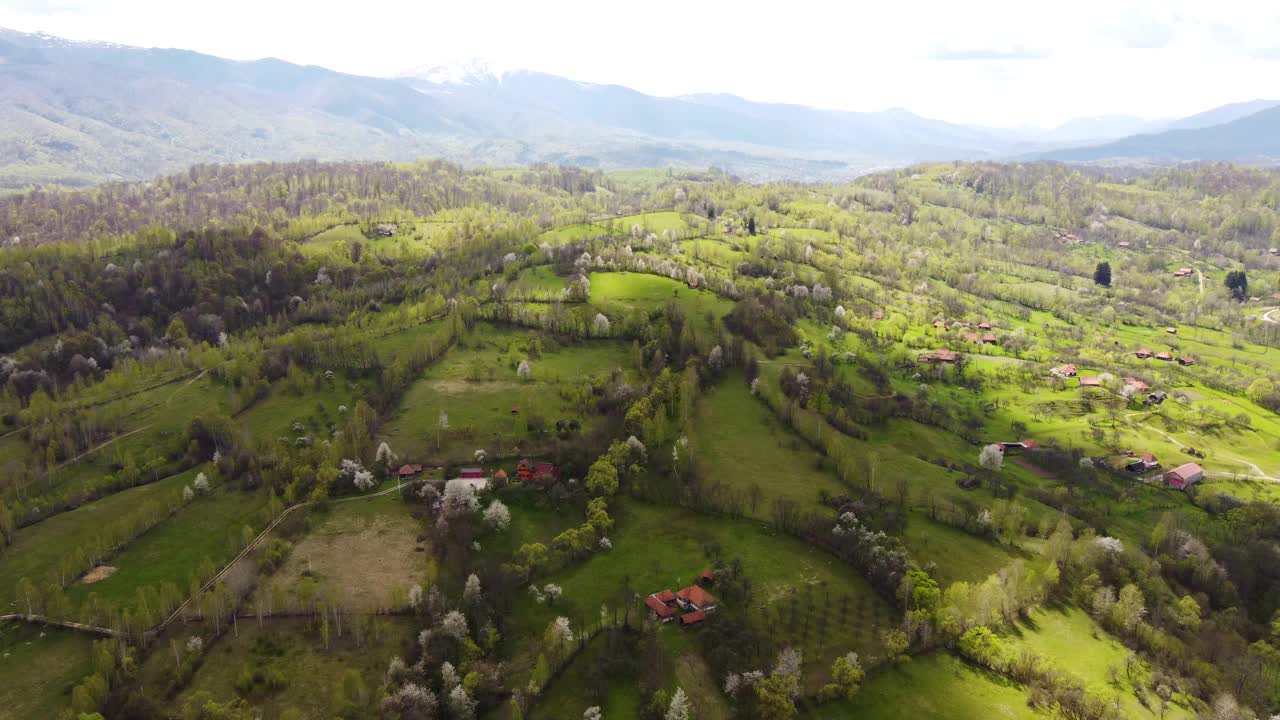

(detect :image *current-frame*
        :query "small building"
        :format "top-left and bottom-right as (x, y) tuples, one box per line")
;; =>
(679, 610), (708, 626)
(1147, 390), (1168, 405)
(872, 310), (884, 320)
(676, 585), (718, 613)
(1122, 377), (1151, 392)
(644, 593), (677, 622)
(1118, 241), (1131, 248)
(978, 321), (992, 330)
(653, 589), (676, 604)
(494, 469), (508, 481)
(963, 333), (981, 343)
(699, 567), (716, 584)
(1155, 351), (1173, 361)
(1177, 356), (1197, 366)
(397, 464), (419, 478)
(517, 459), (533, 481)
(1079, 376), (1102, 387)
(921, 348), (959, 364)
(1165, 327), (1178, 335)
(981, 333), (998, 345)
(459, 467), (485, 479)
(1135, 348), (1153, 359)
(999, 440), (1040, 453)
(533, 462), (560, 482)
(1164, 462), (1204, 490)
(1051, 364), (1078, 378)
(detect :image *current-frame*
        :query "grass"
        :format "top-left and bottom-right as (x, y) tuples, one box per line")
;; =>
(505, 498), (894, 691)
(901, 513), (1024, 586)
(240, 378), (372, 440)
(258, 492), (430, 612)
(803, 652), (1048, 720)
(690, 372), (847, 521)
(166, 616), (417, 720)
(589, 271), (733, 337)
(69, 478), (270, 614)
(0, 623), (94, 720)
(0, 469), (191, 602)
(1002, 605), (1195, 719)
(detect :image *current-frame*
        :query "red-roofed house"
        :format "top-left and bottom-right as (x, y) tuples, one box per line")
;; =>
(1166, 327), (1178, 335)
(679, 610), (708, 626)
(653, 589), (676, 604)
(1164, 463), (1204, 490)
(978, 321), (992, 330)
(460, 467), (485, 479)
(398, 465), (418, 478)
(644, 594), (676, 621)
(699, 568), (716, 584)
(1123, 377), (1151, 392)
(982, 333), (998, 344)
(1079, 376), (1102, 387)
(921, 348), (958, 364)
(676, 585), (718, 612)
(1051, 364), (1078, 378)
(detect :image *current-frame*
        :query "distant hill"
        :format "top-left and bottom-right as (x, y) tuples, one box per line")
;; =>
(1040, 105), (1280, 164)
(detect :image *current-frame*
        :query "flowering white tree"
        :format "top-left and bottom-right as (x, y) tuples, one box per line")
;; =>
(1095, 536), (1124, 554)
(441, 661), (461, 690)
(448, 685), (477, 720)
(186, 636), (204, 654)
(812, 284), (833, 303)
(708, 345), (725, 371)
(545, 615), (574, 648)
(750, 377), (760, 396)
(464, 574), (483, 605)
(441, 610), (469, 641)
(193, 472), (211, 494)
(599, 536), (612, 550)
(593, 313), (611, 336)
(979, 444), (1004, 471)
(474, 448), (487, 464)
(443, 479), (481, 516)
(774, 647), (803, 678)
(584, 707), (603, 720)
(517, 360), (532, 381)
(666, 687), (690, 720)
(483, 499), (511, 531)
(376, 441), (397, 469)
(408, 584), (424, 609)
(182, 485), (195, 502)
(834, 305), (846, 318)
(626, 435), (646, 459)
(543, 583), (563, 606)
(341, 458), (375, 491)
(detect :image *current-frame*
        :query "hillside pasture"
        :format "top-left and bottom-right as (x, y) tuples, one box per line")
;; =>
(0, 623), (94, 720)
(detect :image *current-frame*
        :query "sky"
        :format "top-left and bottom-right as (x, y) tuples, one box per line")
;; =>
(4, 0), (1280, 128)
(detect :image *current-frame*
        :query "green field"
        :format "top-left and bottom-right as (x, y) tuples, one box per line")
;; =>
(589, 271), (734, 336)
(0, 623), (94, 720)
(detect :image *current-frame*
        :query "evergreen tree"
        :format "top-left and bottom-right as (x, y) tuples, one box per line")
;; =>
(1093, 261), (1111, 287)
(1225, 269), (1248, 300)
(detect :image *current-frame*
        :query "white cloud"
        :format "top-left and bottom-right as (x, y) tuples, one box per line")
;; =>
(2, 0), (1279, 127)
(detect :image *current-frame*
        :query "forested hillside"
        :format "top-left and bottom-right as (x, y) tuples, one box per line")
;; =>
(1, 160), (1280, 720)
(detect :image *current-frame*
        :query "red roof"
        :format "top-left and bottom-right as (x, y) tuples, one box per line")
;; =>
(653, 589), (676, 604)
(1140, 452), (1156, 463)
(679, 610), (707, 626)
(494, 469), (508, 479)
(676, 585), (717, 608)
(1079, 376), (1101, 386)
(978, 322), (992, 330)
(1167, 462), (1203, 483)
(644, 595), (676, 618)
(1123, 377), (1150, 391)
(1177, 356), (1197, 365)
(533, 462), (559, 478)
(981, 333), (998, 343)
(1053, 364), (1077, 376)
(1021, 439), (1040, 449)
(397, 465), (417, 477)
(700, 567), (715, 582)
(1135, 348), (1153, 357)
(922, 348), (958, 363)
(460, 468), (485, 479)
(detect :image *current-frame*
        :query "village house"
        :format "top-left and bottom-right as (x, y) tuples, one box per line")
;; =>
(1155, 351), (1173, 361)
(978, 321), (992, 330)
(999, 440), (1040, 454)
(921, 348), (959, 363)
(1079, 376), (1102, 387)
(1127, 452), (1159, 473)
(1147, 390), (1168, 406)
(1164, 462), (1204, 490)
(1135, 348), (1153, 359)
(1118, 241), (1131, 248)
(1165, 327), (1178, 335)
(1051, 364), (1078, 378)
(397, 464), (424, 479)
(644, 592), (677, 622)
(1177, 356), (1197, 366)
(1172, 267), (1193, 278)
(699, 567), (716, 584)
(680, 610), (708, 626)
(1122, 377), (1151, 392)
(460, 467), (485, 479)
(516, 459), (561, 484)
(981, 333), (998, 345)
(676, 585), (718, 613)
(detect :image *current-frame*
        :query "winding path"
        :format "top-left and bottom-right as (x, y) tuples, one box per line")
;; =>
(1124, 412), (1280, 482)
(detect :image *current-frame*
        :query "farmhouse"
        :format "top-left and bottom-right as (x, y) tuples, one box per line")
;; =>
(644, 593), (677, 622)
(1172, 267), (1193, 278)
(1165, 327), (1178, 335)
(1051, 364), (1078, 377)
(1164, 462), (1204, 490)
(1147, 390), (1168, 405)
(679, 610), (708, 626)
(1122, 377), (1151, 392)
(676, 585), (718, 612)
(978, 321), (992, 330)
(700, 567), (716, 583)
(516, 459), (561, 483)
(981, 333), (998, 344)
(1135, 348), (1153, 359)
(1177, 356), (1197, 366)
(1079, 376), (1102, 387)
(1126, 452), (1159, 472)
(999, 439), (1040, 453)
(459, 467), (485, 479)
(921, 348), (959, 363)
(1155, 351), (1173, 361)
(397, 464), (424, 478)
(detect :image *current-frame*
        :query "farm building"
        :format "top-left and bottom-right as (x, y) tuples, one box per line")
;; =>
(1126, 452), (1159, 472)
(981, 333), (998, 344)
(999, 440), (1040, 453)
(1155, 351), (1173, 361)
(1122, 377), (1151, 392)
(644, 593), (677, 622)
(699, 567), (716, 583)
(1079, 376), (1102, 387)
(1135, 348), (1153, 359)
(1147, 390), (1168, 405)
(1165, 327), (1178, 335)
(516, 459), (561, 483)
(1172, 268), (1193, 278)
(1177, 356), (1197, 366)
(921, 348), (959, 363)
(397, 464), (424, 478)
(676, 585), (718, 612)
(1118, 241), (1131, 248)
(872, 310), (884, 320)
(978, 321), (992, 330)
(459, 467), (485, 479)
(1051, 364), (1078, 377)
(679, 610), (708, 626)
(1164, 463), (1204, 490)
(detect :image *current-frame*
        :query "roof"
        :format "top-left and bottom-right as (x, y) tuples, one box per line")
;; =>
(700, 567), (715, 582)
(1140, 452), (1156, 463)
(982, 333), (997, 342)
(1178, 356), (1197, 364)
(533, 462), (559, 476)
(676, 585), (718, 608)
(1136, 348), (1153, 356)
(397, 464), (417, 476)
(494, 469), (508, 479)
(1167, 462), (1203, 481)
(1053, 364), (1077, 374)
(1122, 377), (1150, 390)
(644, 595), (676, 618)
(978, 321), (991, 329)
(872, 310), (884, 320)
(1166, 327), (1178, 333)
(653, 589), (676, 603)
(1155, 352), (1172, 360)
(1021, 439), (1040, 449)
(679, 610), (708, 626)
(459, 467), (484, 477)
(1079, 376), (1101, 386)
(922, 348), (958, 362)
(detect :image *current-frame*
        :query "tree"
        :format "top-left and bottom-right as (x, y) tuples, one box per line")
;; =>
(585, 456), (619, 496)
(1094, 261), (1112, 287)
(448, 685), (477, 720)
(517, 359), (532, 381)
(979, 444), (1003, 472)
(1225, 270), (1248, 300)
(193, 472), (210, 494)
(441, 610), (469, 642)
(438, 411), (449, 449)
(881, 629), (909, 664)
(1112, 584), (1146, 631)
(753, 673), (798, 720)
(1172, 595), (1201, 631)
(829, 652), (864, 700)
(584, 707), (603, 720)
(484, 499), (511, 531)
(592, 313), (611, 336)
(464, 574), (483, 605)
(665, 687), (690, 720)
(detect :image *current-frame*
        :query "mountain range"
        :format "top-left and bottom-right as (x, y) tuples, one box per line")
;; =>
(2, 26), (1279, 188)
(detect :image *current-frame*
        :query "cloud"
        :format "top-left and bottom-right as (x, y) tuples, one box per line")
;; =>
(928, 45), (1053, 61)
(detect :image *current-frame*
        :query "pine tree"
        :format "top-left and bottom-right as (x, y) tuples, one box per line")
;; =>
(1093, 261), (1111, 287)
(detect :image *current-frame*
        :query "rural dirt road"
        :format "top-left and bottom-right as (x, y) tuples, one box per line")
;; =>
(1263, 307), (1280, 324)
(1125, 413), (1280, 482)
